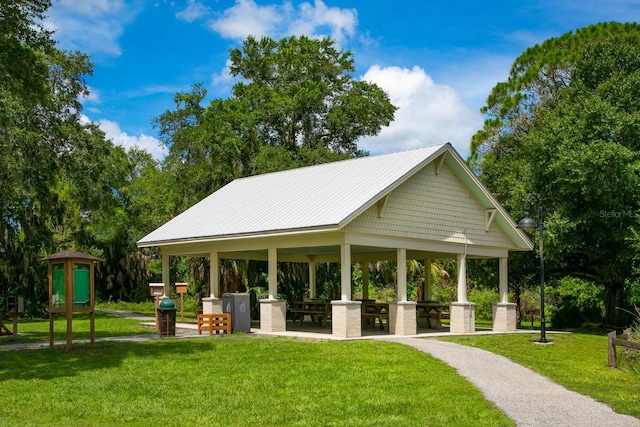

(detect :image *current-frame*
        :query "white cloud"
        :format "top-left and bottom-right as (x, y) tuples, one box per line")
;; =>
(211, 59), (235, 88)
(289, 0), (357, 45)
(176, 0), (211, 23)
(98, 119), (167, 160)
(209, 0), (282, 39)
(46, 0), (139, 56)
(57, 0), (125, 17)
(358, 65), (482, 158)
(208, 0), (357, 44)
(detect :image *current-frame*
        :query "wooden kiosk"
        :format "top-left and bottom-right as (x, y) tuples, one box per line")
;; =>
(42, 251), (103, 350)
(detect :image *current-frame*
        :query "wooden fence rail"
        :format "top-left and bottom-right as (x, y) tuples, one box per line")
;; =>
(607, 327), (640, 367)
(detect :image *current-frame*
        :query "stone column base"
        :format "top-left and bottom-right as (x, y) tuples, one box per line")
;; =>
(259, 299), (286, 332)
(331, 300), (362, 338)
(450, 302), (475, 334)
(388, 301), (417, 335)
(492, 302), (517, 332)
(202, 297), (223, 314)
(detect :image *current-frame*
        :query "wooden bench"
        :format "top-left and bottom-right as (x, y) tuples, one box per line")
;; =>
(288, 301), (331, 327)
(197, 313), (231, 335)
(416, 302), (450, 329)
(361, 303), (388, 330)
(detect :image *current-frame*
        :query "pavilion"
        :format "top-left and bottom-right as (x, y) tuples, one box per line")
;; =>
(137, 143), (533, 338)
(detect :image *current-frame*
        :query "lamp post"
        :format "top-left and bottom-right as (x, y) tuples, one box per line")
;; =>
(516, 194), (547, 343)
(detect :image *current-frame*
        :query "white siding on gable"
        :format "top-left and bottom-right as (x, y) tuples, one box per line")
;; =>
(345, 161), (514, 248)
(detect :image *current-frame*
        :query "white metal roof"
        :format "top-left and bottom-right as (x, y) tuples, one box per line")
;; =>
(137, 144), (448, 245)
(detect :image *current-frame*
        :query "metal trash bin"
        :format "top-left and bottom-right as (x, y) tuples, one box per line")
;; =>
(222, 293), (250, 332)
(157, 296), (176, 336)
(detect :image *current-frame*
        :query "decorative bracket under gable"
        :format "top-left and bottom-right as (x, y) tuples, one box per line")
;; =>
(377, 195), (390, 218)
(435, 153), (446, 175)
(485, 209), (497, 232)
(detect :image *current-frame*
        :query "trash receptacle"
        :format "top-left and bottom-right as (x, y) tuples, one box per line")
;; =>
(157, 296), (176, 336)
(222, 293), (250, 332)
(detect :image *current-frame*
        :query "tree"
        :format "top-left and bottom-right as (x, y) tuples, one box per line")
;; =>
(471, 23), (640, 325)
(229, 35), (396, 156)
(0, 0), (143, 310)
(153, 35), (397, 304)
(155, 35), (397, 208)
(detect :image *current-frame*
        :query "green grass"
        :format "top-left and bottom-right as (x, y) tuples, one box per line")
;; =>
(0, 311), (153, 345)
(0, 334), (513, 427)
(439, 332), (640, 419)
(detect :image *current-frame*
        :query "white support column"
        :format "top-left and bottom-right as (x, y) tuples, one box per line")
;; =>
(332, 243), (360, 338)
(388, 248), (416, 335)
(161, 252), (170, 296)
(268, 246), (278, 299)
(362, 261), (369, 300)
(493, 257), (516, 332)
(210, 251), (219, 298)
(451, 253), (475, 333)
(425, 259), (433, 301)
(340, 243), (351, 301)
(260, 246), (286, 332)
(397, 248), (407, 302)
(456, 253), (467, 303)
(202, 251), (222, 314)
(499, 257), (508, 303)
(309, 260), (317, 298)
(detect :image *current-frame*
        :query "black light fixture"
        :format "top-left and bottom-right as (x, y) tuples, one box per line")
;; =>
(516, 194), (547, 343)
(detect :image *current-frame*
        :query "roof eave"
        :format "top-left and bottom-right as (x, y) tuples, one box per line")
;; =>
(136, 224), (343, 248)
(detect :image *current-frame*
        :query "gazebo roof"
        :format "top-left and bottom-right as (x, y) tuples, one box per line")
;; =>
(137, 143), (532, 251)
(39, 251), (104, 262)
(138, 144), (446, 245)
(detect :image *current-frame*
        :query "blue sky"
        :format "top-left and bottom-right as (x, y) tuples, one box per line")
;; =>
(46, 0), (640, 159)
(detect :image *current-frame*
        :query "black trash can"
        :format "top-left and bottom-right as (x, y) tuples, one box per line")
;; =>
(157, 296), (176, 337)
(222, 293), (250, 332)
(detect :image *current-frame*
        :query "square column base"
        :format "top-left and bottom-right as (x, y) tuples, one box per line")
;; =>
(492, 302), (517, 332)
(202, 297), (223, 314)
(450, 302), (475, 334)
(389, 301), (417, 335)
(331, 301), (361, 338)
(259, 299), (286, 332)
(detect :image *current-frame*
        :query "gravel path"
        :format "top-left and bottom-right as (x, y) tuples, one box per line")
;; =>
(384, 337), (640, 427)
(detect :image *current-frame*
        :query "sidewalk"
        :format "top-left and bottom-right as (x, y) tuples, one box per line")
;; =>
(384, 337), (640, 427)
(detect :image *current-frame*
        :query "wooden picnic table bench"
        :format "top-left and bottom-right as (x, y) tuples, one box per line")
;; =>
(361, 302), (388, 330)
(288, 301), (331, 327)
(416, 302), (450, 329)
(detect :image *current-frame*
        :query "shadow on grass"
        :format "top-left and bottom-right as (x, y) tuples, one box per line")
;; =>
(0, 338), (222, 382)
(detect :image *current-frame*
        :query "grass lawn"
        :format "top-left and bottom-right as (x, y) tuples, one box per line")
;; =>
(0, 334), (514, 427)
(440, 332), (640, 419)
(0, 311), (153, 345)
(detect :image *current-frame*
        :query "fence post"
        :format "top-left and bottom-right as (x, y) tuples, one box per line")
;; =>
(607, 330), (618, 368)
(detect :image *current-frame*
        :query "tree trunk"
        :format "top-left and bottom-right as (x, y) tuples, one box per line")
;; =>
(603, 282), (624, 326)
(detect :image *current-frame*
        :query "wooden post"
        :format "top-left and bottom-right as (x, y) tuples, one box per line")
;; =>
(607, 330), (618, 368)
(175, 283), (188, 321)
(12, 312), (18, 341)
(608, 328), (640, 368)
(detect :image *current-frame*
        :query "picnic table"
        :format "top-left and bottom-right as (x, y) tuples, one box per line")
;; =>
(361, 302), (388, 330)
(416, 301), (450, 329)
(288, 301), (331, 327)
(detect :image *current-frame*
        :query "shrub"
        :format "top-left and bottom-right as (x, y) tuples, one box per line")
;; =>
(547, 276), (604, 328)
(468, 288), (500, 321)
